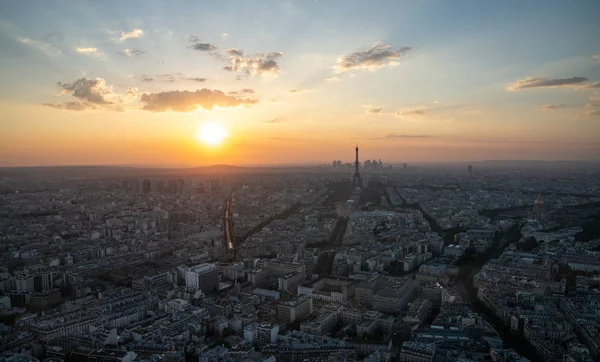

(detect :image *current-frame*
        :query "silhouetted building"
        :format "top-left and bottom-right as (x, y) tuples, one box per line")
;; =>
(351, 145), (363, 189)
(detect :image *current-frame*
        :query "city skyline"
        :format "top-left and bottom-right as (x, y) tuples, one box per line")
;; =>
(1, 0), (600, 167)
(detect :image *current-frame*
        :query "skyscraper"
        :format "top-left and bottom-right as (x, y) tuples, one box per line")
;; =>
(351, 145), (363, 189)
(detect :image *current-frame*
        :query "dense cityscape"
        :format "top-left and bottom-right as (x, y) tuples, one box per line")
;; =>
(1, 149), (599, 362)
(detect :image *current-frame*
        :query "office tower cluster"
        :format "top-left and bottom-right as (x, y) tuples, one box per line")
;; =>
(331, 147), (383, 173)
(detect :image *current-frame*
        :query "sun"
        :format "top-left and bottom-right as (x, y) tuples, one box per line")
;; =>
(196, 122), (228, 146)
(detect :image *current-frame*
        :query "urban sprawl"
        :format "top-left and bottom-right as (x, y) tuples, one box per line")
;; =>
(1, 158), (600, 362)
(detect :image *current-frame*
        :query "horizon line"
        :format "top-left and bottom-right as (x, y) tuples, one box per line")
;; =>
(1, 159), (600, 169)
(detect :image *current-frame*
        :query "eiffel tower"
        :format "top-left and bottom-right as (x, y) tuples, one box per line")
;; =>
(351, 145), (363, 189)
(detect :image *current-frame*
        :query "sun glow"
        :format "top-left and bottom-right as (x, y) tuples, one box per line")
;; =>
(196, 122), (228, 146)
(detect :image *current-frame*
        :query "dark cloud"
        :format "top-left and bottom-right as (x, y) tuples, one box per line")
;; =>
(44, 77), (127, 111)
(191, 43), (217, 51)
(188, 34), (200, 43)
(507, 77), (588, 90)
(224, 49), (283, 76)
(57, 78), (111, 104)
(264, 118), (280, 123)
(540, 104), (566, 110)
(141, 75), (154, 82)
(160, 74), (177, 82)
(333, 43), (411, 74)
(265, 52), (283, 59)
(385, 134), (433, 139)
(186, 77), (207, 82)
(289, 89), (303, 93)
(367, 107), (383, 114)
(242, 88), (255, 94)
(140, 89), (257, 112)
(227, 48), (244, 56)
(43, 101), (90, 111)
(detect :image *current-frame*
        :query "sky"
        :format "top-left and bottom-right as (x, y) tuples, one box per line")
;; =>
(1, 0), (599, 167)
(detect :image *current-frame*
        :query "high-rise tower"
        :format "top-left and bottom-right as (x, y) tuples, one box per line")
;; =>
(352, 145), (363, 189)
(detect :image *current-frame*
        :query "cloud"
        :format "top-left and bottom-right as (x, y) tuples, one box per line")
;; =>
(43, 77), (129, 111)
(76, 47), (101, 56)
(42, 101), (90, 111)
(120, 28), (144, 41)
(17, 36), (61, 56)
(191, 43), (217, 51)
(241, 88), (255, 94)
(140, 73), (206, 83)
(577, 81), (600, 90)
(326, 76), (341, 82)
(222, 33), (229, 37)
(540, 104), (566, 110)
(125, 87), (138, 99)
(264, 118), (280, 123)
(140, 89), (257, 112)
(588, 95), (600, 107)
(333, 43), (411, 74)
(227, 48), (244, 56)
(366, 106), (383, 114)
(289, 89), (304, 93)
(123, 48), (145, 56)
(395, 108), (425, 118)
(57, 78), (113, 104)
(594, 55), (600, 64)
(159, 74), (178, 82)
(351, 133), (435, 140)
(583, 94), (600, 116)
(385, 133), (433, 139)
(224, 50), (283, 77)
(507, 76), (588, 90)
(188, 34), (199, 42)
(584, 109), (600, 117)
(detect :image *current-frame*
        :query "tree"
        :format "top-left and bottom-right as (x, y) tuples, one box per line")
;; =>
(517, 236), (538, 251)
(385, 260), (404, 275)
(346, 327), (356, 337)
(373, 329), (383, 341)
(222, 327), (234, 338)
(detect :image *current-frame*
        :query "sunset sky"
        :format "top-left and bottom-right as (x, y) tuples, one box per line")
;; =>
(1, 0), (599, 167)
